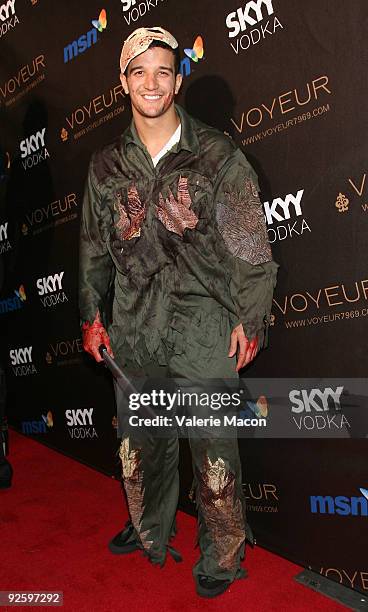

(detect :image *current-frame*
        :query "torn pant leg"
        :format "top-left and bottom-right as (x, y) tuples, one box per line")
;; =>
(115, 359), (180, 567)
(189, 436), (251, 582)
(118, 429), (179, 566)
(167, 301), (253, 580)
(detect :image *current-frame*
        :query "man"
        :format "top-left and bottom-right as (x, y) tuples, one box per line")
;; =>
(79, 26), (278, 598)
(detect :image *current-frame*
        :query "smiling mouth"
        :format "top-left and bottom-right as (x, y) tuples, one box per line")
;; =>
(142, 94), (162, 101)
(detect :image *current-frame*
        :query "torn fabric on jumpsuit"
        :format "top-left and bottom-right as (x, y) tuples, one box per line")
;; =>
(79, 104), (278, 577)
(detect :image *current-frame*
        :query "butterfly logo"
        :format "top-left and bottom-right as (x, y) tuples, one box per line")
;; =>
(184, 36), (204, 63)
(42, 411), (54, 428)
(15, 285), (26, 302)
(92, 9), (107, 32)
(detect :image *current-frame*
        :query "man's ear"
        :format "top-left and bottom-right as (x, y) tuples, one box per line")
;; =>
(174, 72), (183, 95)
(120, 72), (129, 95)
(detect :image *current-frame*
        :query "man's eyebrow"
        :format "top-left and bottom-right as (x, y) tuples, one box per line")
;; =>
(130, 65), (174, 72)
(157, 65), (174, 72)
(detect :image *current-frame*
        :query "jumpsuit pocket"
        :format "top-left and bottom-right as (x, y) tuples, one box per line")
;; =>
(167, 310), (225, 362)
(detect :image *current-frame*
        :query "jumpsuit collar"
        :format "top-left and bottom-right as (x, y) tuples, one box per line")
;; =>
(122, 104), (200, 158)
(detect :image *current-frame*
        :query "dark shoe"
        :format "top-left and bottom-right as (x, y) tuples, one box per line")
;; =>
(196, 575), (231, 598)
(0, 460), (13, 489)
(108, 521), (140, 555)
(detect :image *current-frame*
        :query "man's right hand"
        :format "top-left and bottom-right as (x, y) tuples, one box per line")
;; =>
(82, 311), (114, 363)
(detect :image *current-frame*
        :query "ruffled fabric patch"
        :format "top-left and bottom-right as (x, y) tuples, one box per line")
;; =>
(156, 176), (199, 237)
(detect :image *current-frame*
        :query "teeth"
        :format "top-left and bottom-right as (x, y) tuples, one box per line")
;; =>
(143, 95), (161, 100)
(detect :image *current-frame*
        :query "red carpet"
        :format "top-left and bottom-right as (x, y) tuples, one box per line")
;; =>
(1, 431), (348, 611)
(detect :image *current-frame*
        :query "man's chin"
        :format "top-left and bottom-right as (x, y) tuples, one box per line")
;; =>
(135, 104), (170, 119)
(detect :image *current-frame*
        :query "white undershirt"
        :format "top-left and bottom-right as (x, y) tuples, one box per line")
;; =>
(151, 123), (181, 167)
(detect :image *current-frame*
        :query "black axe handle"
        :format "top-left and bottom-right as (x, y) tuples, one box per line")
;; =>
(98, 345), (158, 421)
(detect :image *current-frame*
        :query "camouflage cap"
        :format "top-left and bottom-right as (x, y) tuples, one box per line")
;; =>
(120, 26), (178, 74)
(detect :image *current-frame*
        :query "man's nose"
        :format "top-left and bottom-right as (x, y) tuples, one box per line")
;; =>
(144, 74), (159, 90)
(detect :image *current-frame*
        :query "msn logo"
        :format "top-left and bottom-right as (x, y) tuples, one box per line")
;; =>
(310, 490), (368, 517)
(180, 57), (192, 78)
(22, 419), (46, 434)
(64, 28), (98, 64)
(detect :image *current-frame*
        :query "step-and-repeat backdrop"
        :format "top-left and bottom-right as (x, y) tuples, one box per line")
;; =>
(1, 0), (367, 595)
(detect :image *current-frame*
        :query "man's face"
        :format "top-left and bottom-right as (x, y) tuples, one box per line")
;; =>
(120, 46), (182, 119)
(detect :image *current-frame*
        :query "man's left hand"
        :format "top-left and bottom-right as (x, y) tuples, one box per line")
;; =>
(228, 323), (259, 371)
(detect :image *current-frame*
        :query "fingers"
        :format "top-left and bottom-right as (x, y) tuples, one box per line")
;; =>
(82, 314), (114, 363)
(229, 324), (251, 371)
(246, 337), (259, 365)
(235, 336), (259, 371)
(83, 327), (113, 363)
(245, 341), (253, 365)
(228, 330), (238, 358)
(92, 347), (103, 363)
(236, 336), (249, 372)
(251, 341), (259, 362)
(102, 333), (115, 359)
(83, 340), (103, 362)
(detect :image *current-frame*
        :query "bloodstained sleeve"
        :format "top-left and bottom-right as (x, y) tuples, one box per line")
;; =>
(79, 154), (115, 328)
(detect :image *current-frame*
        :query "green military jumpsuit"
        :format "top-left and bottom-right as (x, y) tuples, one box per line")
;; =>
(79, 104), (278, 582)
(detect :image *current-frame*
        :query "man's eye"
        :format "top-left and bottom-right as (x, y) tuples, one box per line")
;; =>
(159, 71), (169, 76)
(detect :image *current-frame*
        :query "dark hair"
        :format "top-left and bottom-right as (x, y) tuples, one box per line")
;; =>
(148, 40), (181, 75)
